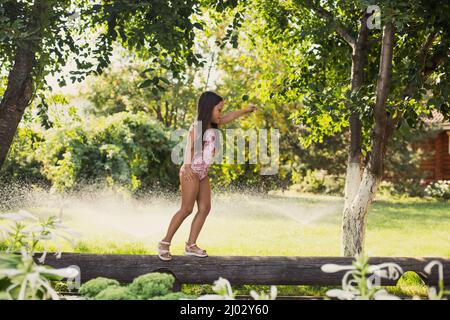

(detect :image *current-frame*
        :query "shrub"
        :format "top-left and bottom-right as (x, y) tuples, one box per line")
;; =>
(0, 126), (49, 186)
(321, 254), (449, 300)
(425, 180), (450, 200)
(377, 180), (425, 198)
(151, 292), (195, 300)
(292, 169), (344, 195)
(95, 286), (135, 300)
(37, 112), (179, 193)
(0, 249), (78, 300)
(0, 210), (80, 300)
(78, 277), (120, 298)
(128, 272), (174, 299)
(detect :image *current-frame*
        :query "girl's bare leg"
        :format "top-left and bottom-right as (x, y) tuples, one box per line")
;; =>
(160, 172), (200, 250)
(187, 175), (211, 250)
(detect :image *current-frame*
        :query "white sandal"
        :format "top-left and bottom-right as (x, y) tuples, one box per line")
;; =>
(157, 240), (172, 261)
(184, 242), (208, 257)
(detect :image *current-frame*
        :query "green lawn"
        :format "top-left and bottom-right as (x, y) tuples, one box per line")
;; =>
(1, 190), (448, 298)
(12, 190), (446, 257)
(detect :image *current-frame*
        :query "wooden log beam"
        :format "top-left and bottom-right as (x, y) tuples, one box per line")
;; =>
(37, 253), (450, 286)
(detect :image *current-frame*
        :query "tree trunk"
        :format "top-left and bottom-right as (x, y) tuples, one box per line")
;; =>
(152, 104), (164, 123)
(342, 12), (369, 255)
(0, 0), (49, 169)
(342, 168), (380, 255)
(343, 12), (372, 208)
(342, 21), (395, 256)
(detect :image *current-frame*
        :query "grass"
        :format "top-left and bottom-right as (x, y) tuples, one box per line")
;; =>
(1, 190), (448, 298)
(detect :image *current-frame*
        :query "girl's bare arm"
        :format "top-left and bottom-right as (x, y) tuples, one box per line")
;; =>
(218, 105), (257, 125)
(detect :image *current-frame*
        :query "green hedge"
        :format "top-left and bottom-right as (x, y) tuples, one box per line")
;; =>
(1, 112), (180, 194)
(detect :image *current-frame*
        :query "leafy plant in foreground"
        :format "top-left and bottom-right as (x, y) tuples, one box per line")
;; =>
(0, 210), (80, 300)
(321, 254), (449, 300)
(0, 248), (78, 300)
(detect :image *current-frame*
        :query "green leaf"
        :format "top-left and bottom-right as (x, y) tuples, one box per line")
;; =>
(138, 79), (152, 89)
(159, 77), (170, 85)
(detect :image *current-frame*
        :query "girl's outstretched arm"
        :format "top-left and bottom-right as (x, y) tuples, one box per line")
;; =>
(219, 105), (257, 125)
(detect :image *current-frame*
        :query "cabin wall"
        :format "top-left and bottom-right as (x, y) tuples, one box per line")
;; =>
(420, 130), (450, 181)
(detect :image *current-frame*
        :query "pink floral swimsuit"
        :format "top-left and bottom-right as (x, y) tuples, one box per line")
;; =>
(190, 128), (218, 180)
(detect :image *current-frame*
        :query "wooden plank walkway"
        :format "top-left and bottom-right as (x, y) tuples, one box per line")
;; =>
(37, 253), (450, 288)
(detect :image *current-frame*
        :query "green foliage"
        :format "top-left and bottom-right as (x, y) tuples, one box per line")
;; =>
(81, 61), (199, 130)
(382, 127), (435, 197)
(94, 285), (135, 300)
(0, 0), (210, 93)
(0, 126), (49, 186)
(425, 180), (450, 200)
(78, 272), (185, 300)
(0, 249), (78, 300)
(36, 112), (179, 193)
(0, 210), (80, 260)
(292, 169), (345, 195)
(322, 253), (403, 300)
(250, 0), (450, 152)
(3, 0), (448, 199)
(151, 292), (195, 300)
(128, 272), (175, 299)
(0, 210), (80, 300)
(322, 253), (449, 300)
(78, 277), (120, 299)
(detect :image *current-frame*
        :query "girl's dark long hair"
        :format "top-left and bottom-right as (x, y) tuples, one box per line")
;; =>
(195, 91), (223, 142)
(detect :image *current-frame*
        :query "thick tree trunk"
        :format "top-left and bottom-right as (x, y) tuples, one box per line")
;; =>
(343, 13), (371, 209)
(0, 0), (48, 169)
(342, 21), (395, 256)
(342, 168), (380, 255)
(342, 13), (369, 255)
(0, 50), (34, 168)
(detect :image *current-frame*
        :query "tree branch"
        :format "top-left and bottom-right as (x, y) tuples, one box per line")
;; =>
(420, 32), (438, 64)
(302, 0), (356, 48)
(370, 20), (395, 177)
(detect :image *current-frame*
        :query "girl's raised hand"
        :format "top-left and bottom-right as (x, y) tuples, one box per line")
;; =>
(245, 105), (258, 113)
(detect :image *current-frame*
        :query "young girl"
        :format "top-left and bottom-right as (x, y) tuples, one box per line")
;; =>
(157, 91), (257, 261)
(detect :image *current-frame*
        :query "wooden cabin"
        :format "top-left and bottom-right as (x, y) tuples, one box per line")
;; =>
(420, 111), (450, 182)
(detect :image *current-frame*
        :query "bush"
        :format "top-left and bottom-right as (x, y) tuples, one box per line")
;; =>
(208, 163), (292, 193)
(378, 180), (426, 198)
(0, 126), (49, 186)
(95, 286), (136, 300)
(128, 272), (175, 299)
(78, 277), (120, 298)
(292, 169), (344, 195)
(425, 180), (450, 200)
(151, 292), (195, 300)
(37, 112), (179, 193)
(77, 273), (193, 300)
